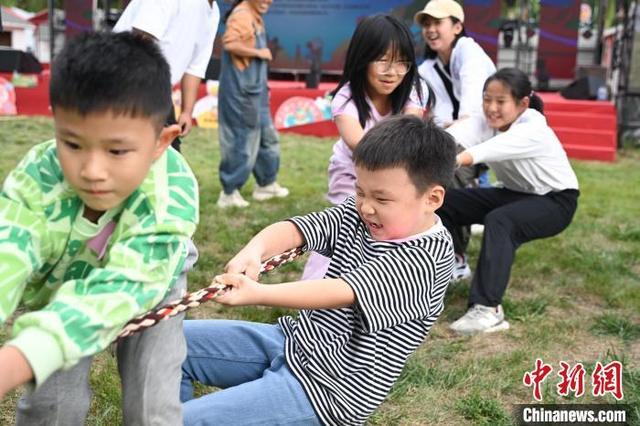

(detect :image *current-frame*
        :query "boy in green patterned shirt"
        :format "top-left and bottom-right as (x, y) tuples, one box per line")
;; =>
(0, 32), (199, 425)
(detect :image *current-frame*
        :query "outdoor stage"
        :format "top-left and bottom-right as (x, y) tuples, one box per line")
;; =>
(3, 75), (617, 162)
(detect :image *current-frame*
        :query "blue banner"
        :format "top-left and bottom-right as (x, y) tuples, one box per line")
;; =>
(219, 0), (425, 73)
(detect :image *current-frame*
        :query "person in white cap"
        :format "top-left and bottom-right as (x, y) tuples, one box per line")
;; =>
(415, 0), (495, 128)
(415, 0), (496, 280)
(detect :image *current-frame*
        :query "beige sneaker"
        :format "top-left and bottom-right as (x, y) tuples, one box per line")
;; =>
(217, 190), (249, 208)
(449, 304), (510, 335)
(252, 182), (289, 201)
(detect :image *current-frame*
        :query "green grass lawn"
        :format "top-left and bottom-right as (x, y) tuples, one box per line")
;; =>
(1, 117), (638, 425)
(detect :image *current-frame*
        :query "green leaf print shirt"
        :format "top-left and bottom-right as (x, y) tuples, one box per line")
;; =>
(0, 140), (198, 387)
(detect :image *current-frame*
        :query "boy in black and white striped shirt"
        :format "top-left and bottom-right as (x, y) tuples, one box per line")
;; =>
(180, 115), (457, 426)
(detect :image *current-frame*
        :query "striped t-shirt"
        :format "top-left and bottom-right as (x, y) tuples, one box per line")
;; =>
(281, 197), (454, 425)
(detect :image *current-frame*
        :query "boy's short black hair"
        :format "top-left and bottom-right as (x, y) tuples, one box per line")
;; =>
(50, 31), (171, 130)
(353, 115), (457, 192)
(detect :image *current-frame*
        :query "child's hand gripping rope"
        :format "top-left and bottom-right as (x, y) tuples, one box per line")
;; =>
(116, 247), (304, 340)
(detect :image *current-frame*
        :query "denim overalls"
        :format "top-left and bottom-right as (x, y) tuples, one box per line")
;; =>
(217, 17), (280, 194)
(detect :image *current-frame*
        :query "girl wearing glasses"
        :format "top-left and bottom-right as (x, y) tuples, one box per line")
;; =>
(302, 14), (431, 280)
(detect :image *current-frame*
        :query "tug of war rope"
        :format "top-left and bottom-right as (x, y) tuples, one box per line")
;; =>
(117, 247), (305, 340)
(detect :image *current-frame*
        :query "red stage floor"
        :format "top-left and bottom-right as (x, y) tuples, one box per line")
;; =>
(2, 74), (616, 162)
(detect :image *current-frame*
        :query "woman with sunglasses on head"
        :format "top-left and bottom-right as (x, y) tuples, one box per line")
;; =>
(301, 14), (432, 280)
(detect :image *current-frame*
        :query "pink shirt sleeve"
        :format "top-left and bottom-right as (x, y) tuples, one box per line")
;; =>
(331, 85), (359, 120)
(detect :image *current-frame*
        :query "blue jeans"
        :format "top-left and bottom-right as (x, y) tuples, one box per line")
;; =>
(218, 115), (281, 195)
(181, 320), (321, 426)
(478, 170), (491, 187)
(217, 26), (280, 196)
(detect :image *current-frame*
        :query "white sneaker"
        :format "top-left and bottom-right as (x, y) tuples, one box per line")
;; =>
(452, 254), (472, 282)
(471, 224), (485, 236)
(252, 182), (289, 201)
(217, 190), (249, 208)
(449, 304), (510, 335)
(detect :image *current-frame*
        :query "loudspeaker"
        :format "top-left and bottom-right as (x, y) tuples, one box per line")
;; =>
(560, 75), (605, 100)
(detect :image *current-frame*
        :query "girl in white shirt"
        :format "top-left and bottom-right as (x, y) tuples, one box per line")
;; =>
(415, 0), (496, 128)
(441, 68), (579, 335)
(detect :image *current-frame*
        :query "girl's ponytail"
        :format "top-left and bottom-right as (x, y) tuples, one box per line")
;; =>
(528, 92), (544, 114)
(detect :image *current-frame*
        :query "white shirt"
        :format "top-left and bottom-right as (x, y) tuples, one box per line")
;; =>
(447, 109), (579, 195)
(418, 37), (495, 127)
(114, 0), (220, 85)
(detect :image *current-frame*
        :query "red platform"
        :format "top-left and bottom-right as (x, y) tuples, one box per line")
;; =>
(538, 93), (617, 162)
(3, 75), (617, 162)
(268, 87), (618, 163)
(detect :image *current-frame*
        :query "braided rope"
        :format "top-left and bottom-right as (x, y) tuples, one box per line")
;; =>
(116, 247), (304, 340)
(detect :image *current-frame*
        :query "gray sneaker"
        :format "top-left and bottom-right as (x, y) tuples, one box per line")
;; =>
(449, 304), (510, 335)
(452, 254), (472, 282)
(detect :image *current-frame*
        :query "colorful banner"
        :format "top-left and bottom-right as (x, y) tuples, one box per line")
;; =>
(537, 0), (581, 79)
(462, 0), (501, 62)
(219, 0), (429, 73)
(65, 0), (95, 38)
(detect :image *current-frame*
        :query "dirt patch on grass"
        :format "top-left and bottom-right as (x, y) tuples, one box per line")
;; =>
(546, 328), (620, 363)
(0, 391), (19, 425)
(458, 332), (519, 361)
(627, 341), (640, 368)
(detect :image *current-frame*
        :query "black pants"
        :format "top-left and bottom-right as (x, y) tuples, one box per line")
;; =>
(438, 187), (579, 307)
(166, 107), (182, 152)
(449, 142), (489, 251)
